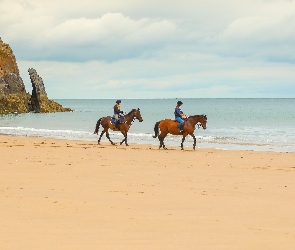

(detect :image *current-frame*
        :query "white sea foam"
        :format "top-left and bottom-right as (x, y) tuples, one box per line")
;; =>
(1, 98), (295, 152)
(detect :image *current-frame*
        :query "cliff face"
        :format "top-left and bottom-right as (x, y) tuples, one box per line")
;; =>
(0, 37), (71, 114)
(0, 38), (29, 114)
(28, 68), (71, 113)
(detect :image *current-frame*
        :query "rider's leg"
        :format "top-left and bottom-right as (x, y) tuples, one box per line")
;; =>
(115, 115), (122, 129)
(114, 114), (119, 129)
(176, 117), (184, 131)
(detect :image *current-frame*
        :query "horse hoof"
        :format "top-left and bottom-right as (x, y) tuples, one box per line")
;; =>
(181, 148), (184, 150)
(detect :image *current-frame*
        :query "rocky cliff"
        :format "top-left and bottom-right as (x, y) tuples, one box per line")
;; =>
(0, 38), (29, 114)
(28, 68), (72, 113)
(0, 37), (71, 114)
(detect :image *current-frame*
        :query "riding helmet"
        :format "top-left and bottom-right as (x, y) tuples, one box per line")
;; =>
(116, 100), (121, 103)
(177, 100), (183, 105)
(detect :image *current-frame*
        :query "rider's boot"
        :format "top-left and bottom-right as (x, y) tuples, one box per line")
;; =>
(180, 123), (184, 132)
(178, 123), (183, 132)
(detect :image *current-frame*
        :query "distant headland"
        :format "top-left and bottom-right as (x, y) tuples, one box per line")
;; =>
(0, 37), (71, 114)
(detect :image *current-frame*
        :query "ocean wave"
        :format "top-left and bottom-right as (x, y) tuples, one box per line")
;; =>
(1, 126), (295, 152)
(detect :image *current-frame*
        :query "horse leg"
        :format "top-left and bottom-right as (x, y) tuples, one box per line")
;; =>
(190, 133), (196, 150)
(181, 136), (186, 150)
(120, 136), (125, 145)
(98, 131), (105, 144)
(120, 133), (129, 146)
(158, 135), (163, 149)
(106, 131), (115, 145)
(158, 134), (167, 150)
(124, 134), (129, 146)
(119, 127), (128, 146)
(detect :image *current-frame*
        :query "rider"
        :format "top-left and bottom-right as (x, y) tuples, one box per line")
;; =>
(174, 100), (187, 132)
(113, 99), (125, 129)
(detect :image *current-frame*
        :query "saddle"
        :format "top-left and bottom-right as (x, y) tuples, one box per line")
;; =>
(110, 116), (116, 124)
(111, 115), (125, 130)
(111, 115), (124, 124)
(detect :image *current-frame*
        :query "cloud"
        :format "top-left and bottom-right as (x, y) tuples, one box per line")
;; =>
(1, 0), (295, 98)
(46, 13), (177, 44)
(0, 1), (178, 61)
(210, 1), (295, 62)
(17, 53), (295, 99)
(39, 13), (177, 61)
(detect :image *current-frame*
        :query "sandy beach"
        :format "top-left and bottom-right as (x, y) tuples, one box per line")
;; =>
(1, 135), (295, 249)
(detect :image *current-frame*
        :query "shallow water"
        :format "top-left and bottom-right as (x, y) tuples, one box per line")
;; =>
(1, 98), (294, 152)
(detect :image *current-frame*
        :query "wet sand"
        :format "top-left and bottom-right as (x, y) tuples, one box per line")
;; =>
(1, 135), (295, 249)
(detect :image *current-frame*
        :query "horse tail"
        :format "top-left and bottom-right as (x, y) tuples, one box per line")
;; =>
(94, 118), (102, 134)
(152, 121), (160, 138)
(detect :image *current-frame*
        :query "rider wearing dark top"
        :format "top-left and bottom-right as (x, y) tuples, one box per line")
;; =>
(174, 100), (187, 132)
(113, 100), (124, 128)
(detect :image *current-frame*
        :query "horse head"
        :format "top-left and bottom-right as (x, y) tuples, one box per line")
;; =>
(199, 115), (207, 129)
(125, 108), (143, 123)
(134, 108), (143, 122)
(188, 115), (207, 129)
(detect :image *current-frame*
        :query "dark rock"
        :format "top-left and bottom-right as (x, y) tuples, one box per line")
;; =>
(28, 68), (72, 113)
(0, 37), (29, 114)
(0, 37), (72, 114)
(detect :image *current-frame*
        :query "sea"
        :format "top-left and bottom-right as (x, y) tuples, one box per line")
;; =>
(0, 98), (294, 152)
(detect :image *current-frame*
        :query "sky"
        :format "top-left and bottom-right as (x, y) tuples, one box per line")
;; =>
(1, 0), (295, 99)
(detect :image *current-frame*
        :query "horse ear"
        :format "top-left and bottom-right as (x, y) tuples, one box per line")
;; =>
(137, 108), (140, 110)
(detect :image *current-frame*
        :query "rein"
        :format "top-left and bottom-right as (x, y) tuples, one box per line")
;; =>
(186, 115), (205, 129)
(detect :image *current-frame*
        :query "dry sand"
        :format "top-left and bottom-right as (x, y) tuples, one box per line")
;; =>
(1, 135), (295, 249)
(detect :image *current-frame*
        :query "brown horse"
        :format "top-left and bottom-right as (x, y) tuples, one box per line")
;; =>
(153, 115), (207, 150)
(94, 108), (143, 146)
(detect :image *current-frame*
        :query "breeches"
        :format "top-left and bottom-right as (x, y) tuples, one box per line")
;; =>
(175, 117), (184, 125)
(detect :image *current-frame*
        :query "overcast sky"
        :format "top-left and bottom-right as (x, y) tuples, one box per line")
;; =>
(1, 0), (294, 98)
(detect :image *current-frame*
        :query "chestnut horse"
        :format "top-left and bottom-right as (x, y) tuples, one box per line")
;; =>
(94, 108), (143, 146)
(153, 115), (207, 150)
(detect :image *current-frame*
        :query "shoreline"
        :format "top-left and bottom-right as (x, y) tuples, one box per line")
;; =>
(1, 134), (295, 249)
(1, 132), (295, 153)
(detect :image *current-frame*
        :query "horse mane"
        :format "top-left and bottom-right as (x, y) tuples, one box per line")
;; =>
(188, 114), (205, 119)
(126, 109), (137, 115)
